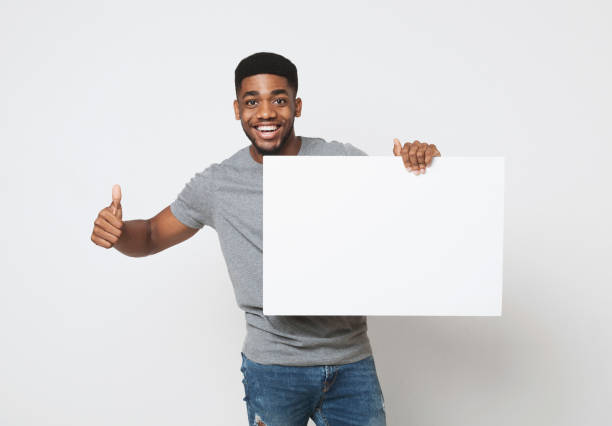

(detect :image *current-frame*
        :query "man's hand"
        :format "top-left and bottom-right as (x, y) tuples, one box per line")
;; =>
(91, 184), (124, 249)
(393, 138), (441, 175)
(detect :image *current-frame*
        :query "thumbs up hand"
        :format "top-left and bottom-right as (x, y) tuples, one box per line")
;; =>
(91, 184), (125, 249)
(393, 138), (441, 175)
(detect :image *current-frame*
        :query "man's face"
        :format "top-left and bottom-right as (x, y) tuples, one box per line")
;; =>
(233, 74), (302, 155)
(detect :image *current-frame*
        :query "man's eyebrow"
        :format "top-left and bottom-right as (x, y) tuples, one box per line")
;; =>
(242, 89), (290, 99)
(242, 90), (259, 99)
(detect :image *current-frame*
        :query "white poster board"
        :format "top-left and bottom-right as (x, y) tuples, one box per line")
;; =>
(263, 157), (504, 316)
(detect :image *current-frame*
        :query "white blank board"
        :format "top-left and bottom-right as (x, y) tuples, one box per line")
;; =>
(263, 157), (504, 316)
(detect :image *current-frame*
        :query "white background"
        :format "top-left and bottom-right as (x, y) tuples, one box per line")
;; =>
(1, 0), (610, 425)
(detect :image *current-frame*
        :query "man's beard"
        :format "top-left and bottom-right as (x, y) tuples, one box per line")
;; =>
(243, 122), (294, 156)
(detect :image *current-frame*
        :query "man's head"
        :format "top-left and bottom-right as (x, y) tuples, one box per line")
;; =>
(234, 51), (298, 97)
(233, 52), (302, 156)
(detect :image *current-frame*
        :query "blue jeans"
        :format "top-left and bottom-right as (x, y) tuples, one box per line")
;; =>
(240, 352), (387, 425)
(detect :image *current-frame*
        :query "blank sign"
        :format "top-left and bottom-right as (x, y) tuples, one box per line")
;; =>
(263, 157), (504, 316)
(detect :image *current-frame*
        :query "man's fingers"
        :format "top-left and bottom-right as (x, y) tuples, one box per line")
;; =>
(91, 204), (123, 249)
(397, 140), (440, 175)
(393, 138), (402, 156)
(425, 146), (434, 166)
(401, 144), (411, 170)
(402, 142), (417, 171)
(114, 203), (122, 221)
(93, 224), (121, 243)
(111, 184), (122, 216)
(91, 214), (121, 247)
(95, 213), (123, 237)
(408, 141), (420, 170)
(112, 184), (122, 203)
(398, 140), (439, 174)
(100, 208), (123, 229)
(416, 144), (426, 171)
(112, 201), (122, 216)
(91, 234), (112, 249)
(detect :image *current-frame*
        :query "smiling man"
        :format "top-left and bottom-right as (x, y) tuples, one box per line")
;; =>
(91, 52), (440, 425)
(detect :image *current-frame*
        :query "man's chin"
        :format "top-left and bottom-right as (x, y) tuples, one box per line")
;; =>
(251, 139), (284, 155)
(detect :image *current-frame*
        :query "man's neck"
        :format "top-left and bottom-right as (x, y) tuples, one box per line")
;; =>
(249, 134), (302, 164)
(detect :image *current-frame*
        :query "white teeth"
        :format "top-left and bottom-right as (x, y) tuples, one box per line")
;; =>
(256, 125), (278, 131)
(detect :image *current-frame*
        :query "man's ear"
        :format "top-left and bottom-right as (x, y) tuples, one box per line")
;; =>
(233, 99), (240, 120)
(295, 97), (302, 117)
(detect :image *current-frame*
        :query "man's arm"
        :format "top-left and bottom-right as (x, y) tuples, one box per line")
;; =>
(114, 206), (199, 257)
(91, 185), (199, 257)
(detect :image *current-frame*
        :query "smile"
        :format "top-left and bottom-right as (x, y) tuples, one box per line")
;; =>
(254, 124), (281, 140)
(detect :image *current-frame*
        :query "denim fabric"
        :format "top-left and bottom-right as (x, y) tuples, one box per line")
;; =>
(240, 352), (386, 426)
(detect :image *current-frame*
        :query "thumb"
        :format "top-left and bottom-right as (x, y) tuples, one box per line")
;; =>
(111, 184), (122, 217)
(393, 138), (402, 156)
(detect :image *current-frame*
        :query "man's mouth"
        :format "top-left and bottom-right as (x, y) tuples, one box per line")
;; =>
(253, 124), (281, 140)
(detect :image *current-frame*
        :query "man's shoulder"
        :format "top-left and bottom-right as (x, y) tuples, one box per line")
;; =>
(302, 136), (368, 156)
(211, 145), (254, 172)
(186, 146), (248, 182)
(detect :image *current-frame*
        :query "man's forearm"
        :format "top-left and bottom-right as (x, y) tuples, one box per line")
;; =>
(113, 219), (152, 257)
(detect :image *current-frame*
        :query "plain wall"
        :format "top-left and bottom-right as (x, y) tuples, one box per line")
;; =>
(1, 0), (610, 425)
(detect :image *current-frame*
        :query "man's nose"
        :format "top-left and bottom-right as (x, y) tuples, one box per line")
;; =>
(257, 101), (276, 119)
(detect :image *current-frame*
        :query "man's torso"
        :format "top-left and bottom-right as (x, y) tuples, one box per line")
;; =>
(170, 136), (373, 366)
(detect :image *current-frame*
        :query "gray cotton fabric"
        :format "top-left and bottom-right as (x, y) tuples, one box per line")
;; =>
(170, 136), (373, 366)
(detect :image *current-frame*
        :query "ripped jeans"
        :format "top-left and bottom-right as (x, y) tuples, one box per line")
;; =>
(240, 352), (387, 426)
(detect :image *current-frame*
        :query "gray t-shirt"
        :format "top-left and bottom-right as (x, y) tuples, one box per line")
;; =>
(170, 136), (373, 366)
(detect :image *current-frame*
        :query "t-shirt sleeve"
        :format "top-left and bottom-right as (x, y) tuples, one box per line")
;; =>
(343, 142), (368, 156)
(170, 165), (217, 229)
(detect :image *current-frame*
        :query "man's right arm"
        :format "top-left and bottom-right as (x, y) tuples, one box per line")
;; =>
(90, 185), (199, 257)
(115, 206), (198, 257)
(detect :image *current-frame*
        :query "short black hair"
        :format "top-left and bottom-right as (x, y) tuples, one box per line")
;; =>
(234, 52), (298, 96)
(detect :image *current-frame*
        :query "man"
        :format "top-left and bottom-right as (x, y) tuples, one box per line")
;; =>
(90, 52), (440, 425)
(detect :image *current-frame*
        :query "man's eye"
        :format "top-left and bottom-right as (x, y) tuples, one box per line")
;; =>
(274, 98), (287, 105)
(245, 99), (256, 106)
